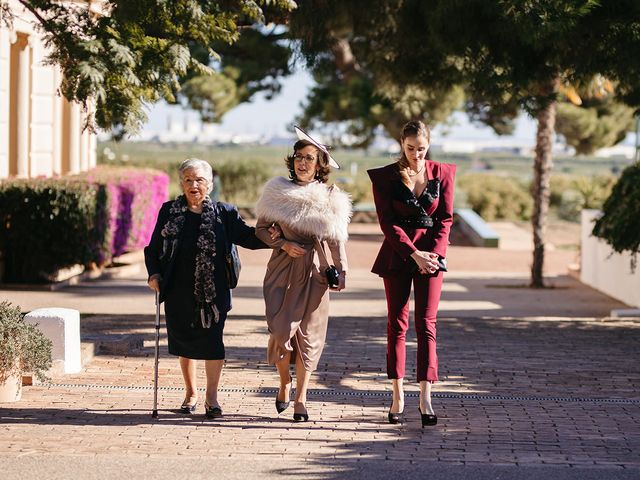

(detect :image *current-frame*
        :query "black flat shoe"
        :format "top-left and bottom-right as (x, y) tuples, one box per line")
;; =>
(418, 407), (437, 426)
(388, 410), (404, 424)
(180, 397), (198, 414)
(204, 402), (223, 419)
(275, 376), (293, 414)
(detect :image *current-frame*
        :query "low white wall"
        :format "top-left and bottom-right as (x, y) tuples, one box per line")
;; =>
(581, 210), (640, 308)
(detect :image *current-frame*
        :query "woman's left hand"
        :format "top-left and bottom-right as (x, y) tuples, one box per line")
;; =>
(330, 272), (346, 292)
(268, 223), (282, 240)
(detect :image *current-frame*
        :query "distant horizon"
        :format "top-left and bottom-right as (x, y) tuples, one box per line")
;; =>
(140, 70), (541, 142)
(137, 69), (636, 150)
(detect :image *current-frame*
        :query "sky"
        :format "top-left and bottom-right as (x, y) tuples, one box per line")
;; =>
(140, 69), (538, 142)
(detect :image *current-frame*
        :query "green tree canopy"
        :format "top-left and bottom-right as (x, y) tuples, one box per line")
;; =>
(556, 78), (636, 155)
(1, 0), (295, 135)
(181, 26), (294, 123)
(290, 0), (640, 287)
(288, 0), (463, 146)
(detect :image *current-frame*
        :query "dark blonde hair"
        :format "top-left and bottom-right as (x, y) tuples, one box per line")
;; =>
(285, 139), (331, 183)
(398, 120), (431, 186)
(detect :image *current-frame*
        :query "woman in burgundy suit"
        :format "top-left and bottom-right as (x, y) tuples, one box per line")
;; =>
(368, 120), (456, 427)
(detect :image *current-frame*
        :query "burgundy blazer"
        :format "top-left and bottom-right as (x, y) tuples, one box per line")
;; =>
(367, 161), (456, 277)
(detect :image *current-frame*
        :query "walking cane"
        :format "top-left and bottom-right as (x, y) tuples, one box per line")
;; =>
(152, 290), (160, 418)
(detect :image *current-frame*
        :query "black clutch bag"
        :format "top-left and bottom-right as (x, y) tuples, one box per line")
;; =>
(325, 265), (340, 288)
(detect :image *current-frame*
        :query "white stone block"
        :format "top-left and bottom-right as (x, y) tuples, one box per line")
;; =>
(24, 308), (81, 374)
(32, 68), (55, 94)
(30, 152), (54, 177)
(0, 58), (8, 91)
(0, 30), (9, 57)
(32, 95), (54, 123)
(30, 123), (54, 150)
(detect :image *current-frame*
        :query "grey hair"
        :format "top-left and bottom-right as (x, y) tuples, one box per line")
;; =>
(179, 158), (213, 194)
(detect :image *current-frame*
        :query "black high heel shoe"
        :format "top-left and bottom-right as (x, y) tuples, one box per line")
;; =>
(418, 407), (437, 427)
(204, 401), (223, 419)
(180, 397), (198, 414)
(275, 376), (293, 414)
(293, 403), (309, 422)
(387, 410), (404, 424)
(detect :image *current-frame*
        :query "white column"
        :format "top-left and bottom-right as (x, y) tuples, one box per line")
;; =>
(52, 68), (62, 175)
(88, 129), (97, 168)
(80, 112), (90, 171)
(0, 30), (10, 179)
(68, 101), (81, 173)
(16, 35), (30, 178)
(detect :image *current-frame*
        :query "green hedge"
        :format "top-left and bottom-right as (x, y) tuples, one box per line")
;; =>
(0, 167), (168, 283)
(0, 179), (98, 283)
(456, 174), (533, 221)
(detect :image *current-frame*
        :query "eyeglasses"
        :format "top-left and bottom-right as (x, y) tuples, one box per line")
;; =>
(293, 153), (318, 164)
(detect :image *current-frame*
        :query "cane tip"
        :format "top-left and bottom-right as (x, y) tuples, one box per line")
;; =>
(152, 410), (158, 418)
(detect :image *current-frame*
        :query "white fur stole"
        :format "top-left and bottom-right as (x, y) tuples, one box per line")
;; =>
(256, 177), (352, 242)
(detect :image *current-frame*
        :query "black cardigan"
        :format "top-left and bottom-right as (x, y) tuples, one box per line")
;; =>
(144, 201), (265, 311)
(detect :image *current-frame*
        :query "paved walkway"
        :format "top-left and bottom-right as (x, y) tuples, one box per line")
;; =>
(1, 226), (639, 479)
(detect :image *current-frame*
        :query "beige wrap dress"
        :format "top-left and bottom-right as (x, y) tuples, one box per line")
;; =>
(255, 177), (351, 371)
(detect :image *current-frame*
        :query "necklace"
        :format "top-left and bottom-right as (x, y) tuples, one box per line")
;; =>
(407, 165), (425, 177)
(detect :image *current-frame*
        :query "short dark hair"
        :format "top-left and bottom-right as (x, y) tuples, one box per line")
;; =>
(284, 139), (331, 183)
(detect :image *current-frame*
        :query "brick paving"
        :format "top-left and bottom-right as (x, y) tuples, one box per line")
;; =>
(1, 228), (639, 478)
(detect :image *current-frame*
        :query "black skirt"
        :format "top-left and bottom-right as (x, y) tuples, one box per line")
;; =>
(163, 211), (227, 360)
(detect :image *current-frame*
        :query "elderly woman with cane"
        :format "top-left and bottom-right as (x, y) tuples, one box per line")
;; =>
(145, 158), (275, 419)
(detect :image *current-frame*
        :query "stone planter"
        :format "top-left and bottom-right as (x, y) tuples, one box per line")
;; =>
(0, 370), (23, 403)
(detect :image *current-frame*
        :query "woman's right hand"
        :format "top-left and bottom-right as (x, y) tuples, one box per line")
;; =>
(148, 274), (161, 292)
(282, 241), (306, 258)
(410, 250), (440, 275)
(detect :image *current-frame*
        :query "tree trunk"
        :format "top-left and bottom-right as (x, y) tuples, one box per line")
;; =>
(531, 78), (560, 288)
(330, 38), (360, 81)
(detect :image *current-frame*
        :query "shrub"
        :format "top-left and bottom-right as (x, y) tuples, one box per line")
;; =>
(0, 167), (168, 283)
(0, 178), (98, 282)
(556, 174), (616, 222)
(592, 162), (640, 269)
(457, 174), (533, 221)
(0, 301), (52, 382)
(549, 174), (575, 208)
(335, 176), (372, 205)
(77, 166), (169, 260)
(217, 158), (273, 205)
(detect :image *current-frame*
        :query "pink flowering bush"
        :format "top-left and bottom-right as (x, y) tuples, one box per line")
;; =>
(77, 166), (169, 263)
(0, 167), (168, 283)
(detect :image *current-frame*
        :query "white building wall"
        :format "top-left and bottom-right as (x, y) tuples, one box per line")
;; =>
(581, 210), (640, 308)
(0, 28), (10, 178)
(30, 40), (55, 177)
(0, 0), (97, 180)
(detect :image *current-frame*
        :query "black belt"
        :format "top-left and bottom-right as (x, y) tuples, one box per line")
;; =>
(397, 214), (434, 228)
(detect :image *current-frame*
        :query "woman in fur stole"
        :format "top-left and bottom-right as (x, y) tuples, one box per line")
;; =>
(255, 136), (352, 422)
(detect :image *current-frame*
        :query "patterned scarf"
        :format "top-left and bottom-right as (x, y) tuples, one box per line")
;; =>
(160, 195), (220, 328)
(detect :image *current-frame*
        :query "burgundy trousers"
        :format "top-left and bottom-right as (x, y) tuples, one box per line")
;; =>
(383, 272), (444, 382)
